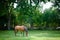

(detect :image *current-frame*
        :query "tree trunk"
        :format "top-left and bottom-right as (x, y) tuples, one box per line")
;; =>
(8, 12), (11, 30)
(7, 3), (13, 30)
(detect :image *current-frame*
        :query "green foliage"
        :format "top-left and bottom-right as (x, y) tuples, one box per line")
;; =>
(12, 0), (60, 30)
(0, 0), (60, 30)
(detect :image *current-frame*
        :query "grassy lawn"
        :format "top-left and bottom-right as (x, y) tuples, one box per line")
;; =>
(0, 30), (60, 40)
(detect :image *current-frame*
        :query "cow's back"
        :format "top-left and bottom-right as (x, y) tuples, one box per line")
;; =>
(15, 25), (25, 31)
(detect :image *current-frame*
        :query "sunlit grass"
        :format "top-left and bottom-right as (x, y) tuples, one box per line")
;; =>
(0, 30), (60, 40)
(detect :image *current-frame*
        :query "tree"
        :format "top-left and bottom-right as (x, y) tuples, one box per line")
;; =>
(0, 0), (16, 30)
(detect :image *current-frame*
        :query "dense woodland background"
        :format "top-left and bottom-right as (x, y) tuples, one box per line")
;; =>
(0, 0), (60, 30)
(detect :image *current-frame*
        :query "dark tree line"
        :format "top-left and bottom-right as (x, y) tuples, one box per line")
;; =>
(0, 0), (60, 30)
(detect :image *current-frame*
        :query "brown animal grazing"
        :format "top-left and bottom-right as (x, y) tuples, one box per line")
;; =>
(14, 25), (28, 36)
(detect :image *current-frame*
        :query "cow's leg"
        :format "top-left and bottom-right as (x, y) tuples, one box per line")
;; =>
(23, 31), (24, 36)
(26, 31), (28, 36)
(14, 30), (18, 36)
(20, 31), (22, 36)
(20, 31), (24, 36)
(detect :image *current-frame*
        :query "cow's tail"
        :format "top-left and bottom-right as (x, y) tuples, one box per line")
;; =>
(14, 26), (16, 36)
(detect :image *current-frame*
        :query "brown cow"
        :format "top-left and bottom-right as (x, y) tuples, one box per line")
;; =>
(14, 25), (28, 36)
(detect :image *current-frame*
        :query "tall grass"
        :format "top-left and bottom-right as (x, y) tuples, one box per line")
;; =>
(0, 30), (60, 40)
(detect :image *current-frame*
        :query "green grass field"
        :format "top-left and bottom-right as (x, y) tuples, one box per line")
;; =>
(0, 30), (60, 40)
